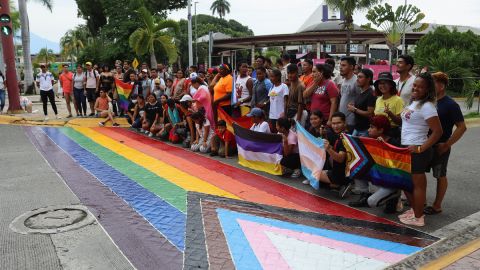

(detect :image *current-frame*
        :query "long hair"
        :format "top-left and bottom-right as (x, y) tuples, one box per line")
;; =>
(416, 72), (436, 108)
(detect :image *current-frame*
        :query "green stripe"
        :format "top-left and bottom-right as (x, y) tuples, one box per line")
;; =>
(60, 127), (187, 212)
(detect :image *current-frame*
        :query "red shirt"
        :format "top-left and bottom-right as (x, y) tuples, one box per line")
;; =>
(215, 129), (236, 146)
(59, 72), (73, 93)
(310, 79), (339, 121)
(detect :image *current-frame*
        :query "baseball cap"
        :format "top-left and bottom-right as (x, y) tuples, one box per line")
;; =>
(189, 72), (198, 79)
(142, 69), (148, 73)
(179, 95), (193, 102)
(247, 108), (264, 118)
(85, 62), (92, 66)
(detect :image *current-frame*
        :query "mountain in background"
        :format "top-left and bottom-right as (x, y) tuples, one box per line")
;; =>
(20, 32), (60, 54)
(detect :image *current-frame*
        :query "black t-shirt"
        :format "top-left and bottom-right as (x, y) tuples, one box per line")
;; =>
(325, 131), (346, 185)
(100, 74), (114, 90)
(437, 96), (464, 143)
(354, 87), (377, 130)
(145, 102), (162, 122)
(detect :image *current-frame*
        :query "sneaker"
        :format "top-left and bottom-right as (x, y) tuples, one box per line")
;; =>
(112, 123), (120, 127)
(348, 193), (370, 207)
(302, 179), (310, 185)
(338, 182), (353, 199)
(56, 115), (62, 119)
(148, 132), (154, 137)
(398, 208), (414, 219)
(98, 122), (105, 127)
(44, 116), (49, 121)
(400, 215), (425, 227)
(283, 168), (293, 176)
(291, 169), (302, 178)
(88, 113), (95, 117)
(66, 114), (72, 118)
(209, 152), (218, 157)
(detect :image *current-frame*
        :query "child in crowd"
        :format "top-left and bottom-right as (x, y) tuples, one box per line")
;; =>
(210, 120), (237, 158)
(165, 78), (174, 98)
(248, 107), (271, 133)
(276, 117), (302, 178)
(130, 95), (146, 129)
(141, 94), (162, 137)
(190, 111), (214, 153)
(96, 89), (119, 127)
(164, 98), (183, 143)
(348, 115), (401, 213)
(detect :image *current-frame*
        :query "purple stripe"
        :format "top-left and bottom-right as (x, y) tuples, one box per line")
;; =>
(25, 127), (183, 270)
(235, 135), (283, 155)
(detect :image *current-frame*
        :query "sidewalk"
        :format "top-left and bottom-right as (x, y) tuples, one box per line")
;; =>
(421, 239), (480, 269)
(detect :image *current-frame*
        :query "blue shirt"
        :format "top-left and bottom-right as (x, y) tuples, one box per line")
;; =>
(437, 96), (464, 143)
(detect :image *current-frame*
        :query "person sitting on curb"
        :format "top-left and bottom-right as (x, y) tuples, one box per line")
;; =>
(248, 107), (271, 133)
(277, 117), (302, 178)
(96, 89), (119, 127)
(190, 111), (214, 153)
(210, 120), (237, 158)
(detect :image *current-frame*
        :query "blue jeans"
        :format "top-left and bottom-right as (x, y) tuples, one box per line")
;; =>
(0, 89), (5, 111)
(73, 87), (87, 115)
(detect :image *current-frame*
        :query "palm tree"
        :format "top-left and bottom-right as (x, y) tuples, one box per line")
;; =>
(210, 0), (230, 19)
(34, 48), (56, 65)
(60, 26), (88, 63)
(129, 6), (179, 68)
(18, 0), (53, 94)
(324, 0), (382, 56)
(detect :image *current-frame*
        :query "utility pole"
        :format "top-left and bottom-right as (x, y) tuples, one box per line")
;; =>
(187, 0), (193, 67)
(0, 0), (22, 113)
(194, 1), (198, 66)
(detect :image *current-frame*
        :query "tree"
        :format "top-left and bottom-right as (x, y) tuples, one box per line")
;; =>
(18, 0), (53, 94)
(364, 3), (428, 70)
(210, 0), (230, 19)
(34, 48), (56, 65)
(60, 26), (89, 63)
(325, 0), (382, 56)
(129, 6), (179, 67)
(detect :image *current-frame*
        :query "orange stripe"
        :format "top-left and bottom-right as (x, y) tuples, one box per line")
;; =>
(364, 144), (411, 164)
(94, 128), (308, 211)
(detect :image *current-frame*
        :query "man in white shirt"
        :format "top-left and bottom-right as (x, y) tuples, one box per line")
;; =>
(280, 54), (291, 83)
(85, 62), (100, 116)
(248, 108), (271, 133)
(395, 55), (416, 106)
(36, 64), (59, 120)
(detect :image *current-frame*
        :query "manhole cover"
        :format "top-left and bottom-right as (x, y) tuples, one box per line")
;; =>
(10, 205), (95, 234)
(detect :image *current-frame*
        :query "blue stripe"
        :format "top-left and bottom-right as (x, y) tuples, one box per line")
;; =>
(217, 208), (421, 256)
(301, 165), (320, 190)
(369, 168), (413, 192)
(296, 121), (324, 148)
(41, 127), (186, 251)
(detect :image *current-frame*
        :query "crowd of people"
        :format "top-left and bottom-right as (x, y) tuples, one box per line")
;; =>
(42, 54), (466, 227)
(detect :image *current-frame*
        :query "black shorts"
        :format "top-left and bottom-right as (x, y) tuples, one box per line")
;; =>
(411, 147), (434, 174)
(326, 170), (347, 186)
(86, 88), (97, 102)
(429, 146), (451, 178)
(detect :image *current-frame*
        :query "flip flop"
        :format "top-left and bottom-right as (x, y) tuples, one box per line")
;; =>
(424, 206), (442, 215)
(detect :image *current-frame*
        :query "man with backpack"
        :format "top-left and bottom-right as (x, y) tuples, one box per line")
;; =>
(85, 62), (100, 116)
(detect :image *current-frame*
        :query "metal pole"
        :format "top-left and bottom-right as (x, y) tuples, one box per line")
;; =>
(187, 0), (193, 66)
(194, 1), (198, 66)
(208, 31), (213, 68)
(402, 0), (407, 54)
(0, 0), (22, 112)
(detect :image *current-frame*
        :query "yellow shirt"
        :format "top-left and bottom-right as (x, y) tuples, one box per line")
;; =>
(374, 95), (404, 127)
(213, 75), (233, 107)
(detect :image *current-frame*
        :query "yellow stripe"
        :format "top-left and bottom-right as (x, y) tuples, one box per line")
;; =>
(73, 127), (239, 199)
(421, 238), (480, 270)
(370, 153), (411, 172)
(238, 155), (282, 176)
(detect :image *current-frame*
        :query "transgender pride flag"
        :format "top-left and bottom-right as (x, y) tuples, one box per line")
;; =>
(296, 122), (326, 190)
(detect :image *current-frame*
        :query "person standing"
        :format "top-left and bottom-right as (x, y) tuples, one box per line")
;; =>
(325, 58), (343, 88)
(338, 56), (360, 133)
(85, 62), (100, 116)
(374, 72), (404, 138)
(268, 69), (289, 133)
(398, 73), (443, 227)
(210, 64), (233, 120)
(172, 70), (186, 101)
(250, 67), (272, 115)
(347, 69), (376, 136)
(157, 63), (170, 81)
(234, 63), (253, 116)
(285, 64), (306, 125)
(395, 55), (416, 106)
(59, 64), (77, 118)
(73, 65), (87, 117)
(36, 64), (59, 120)
(0, 71), (6, 114)
(424, 72), (467, 215)
(300, 60), (314, 112)
(280, 54), (291, 83)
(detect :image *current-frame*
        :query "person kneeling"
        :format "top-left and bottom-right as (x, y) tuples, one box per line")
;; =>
(317, 112), (351, 198)
(348, 115), (401, 213)
(96, 90), (119, 127)
(190, 111), (214, 153)
(210, 120), (237, 158)
(276, 117), (302, 178)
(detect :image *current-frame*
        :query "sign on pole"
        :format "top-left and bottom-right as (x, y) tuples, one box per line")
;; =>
(132, 58), (139, 70)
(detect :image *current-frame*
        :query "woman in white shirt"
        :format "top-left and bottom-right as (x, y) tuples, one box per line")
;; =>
(248, 108), (271, 133)
(190, 111), (214, 153)
(268, 69), (289, 133)
(398, 73), (443, 227)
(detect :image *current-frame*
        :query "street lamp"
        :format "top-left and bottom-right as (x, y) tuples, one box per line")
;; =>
(194, 1), (198, 66)
(187, 0), (193, 66)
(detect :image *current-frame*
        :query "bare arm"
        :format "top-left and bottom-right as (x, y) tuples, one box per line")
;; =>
(417, 116), (443, 152)
(328, 97), (338, 125)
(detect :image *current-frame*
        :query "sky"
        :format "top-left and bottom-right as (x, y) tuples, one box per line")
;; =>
(23, 0), (480, 43)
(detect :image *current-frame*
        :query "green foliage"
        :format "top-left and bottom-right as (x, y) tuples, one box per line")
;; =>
(34, 48), (56, 65)
(210, 0), (230, 19)
(60, 25), (89, 61)
(366, 3), (428, 49)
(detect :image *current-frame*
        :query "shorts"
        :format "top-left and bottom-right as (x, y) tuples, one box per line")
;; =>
(326, 170), (347, 186)
(429, 146), (451, 178)
(86, 88), (97, 102)
(411, 147), (434, 174)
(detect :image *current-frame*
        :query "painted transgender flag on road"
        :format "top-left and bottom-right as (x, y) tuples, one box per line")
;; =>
(296, 122), (326, 190)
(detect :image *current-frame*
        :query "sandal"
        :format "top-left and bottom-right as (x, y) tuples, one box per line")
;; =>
(424, 206), (442, 215)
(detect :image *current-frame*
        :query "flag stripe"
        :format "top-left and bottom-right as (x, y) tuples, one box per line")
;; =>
(238, 155), (282, 175)
(235, 135), (283, 155)
(296, 122), (326, 190)
(370, 153), (411, 172)
(237, 146), (283, 165)
(363, 144), (411, 166)
(234, 123), (282, 143)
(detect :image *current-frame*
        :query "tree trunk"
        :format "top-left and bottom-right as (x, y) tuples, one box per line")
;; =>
(150, 50), (157, 69)
(18, 0), (36, 94)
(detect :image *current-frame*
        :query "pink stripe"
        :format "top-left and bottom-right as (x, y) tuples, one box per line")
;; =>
(238, 219), (407, 264)
(238, 220), (292, 270)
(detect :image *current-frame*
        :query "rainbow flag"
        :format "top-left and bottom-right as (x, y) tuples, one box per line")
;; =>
(218, 108), (252, 134)
(343, 135), (413, 191)
(115, 78), (133, 111)
(233, 123), (283, 175)
(296, 122), (326, 190)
